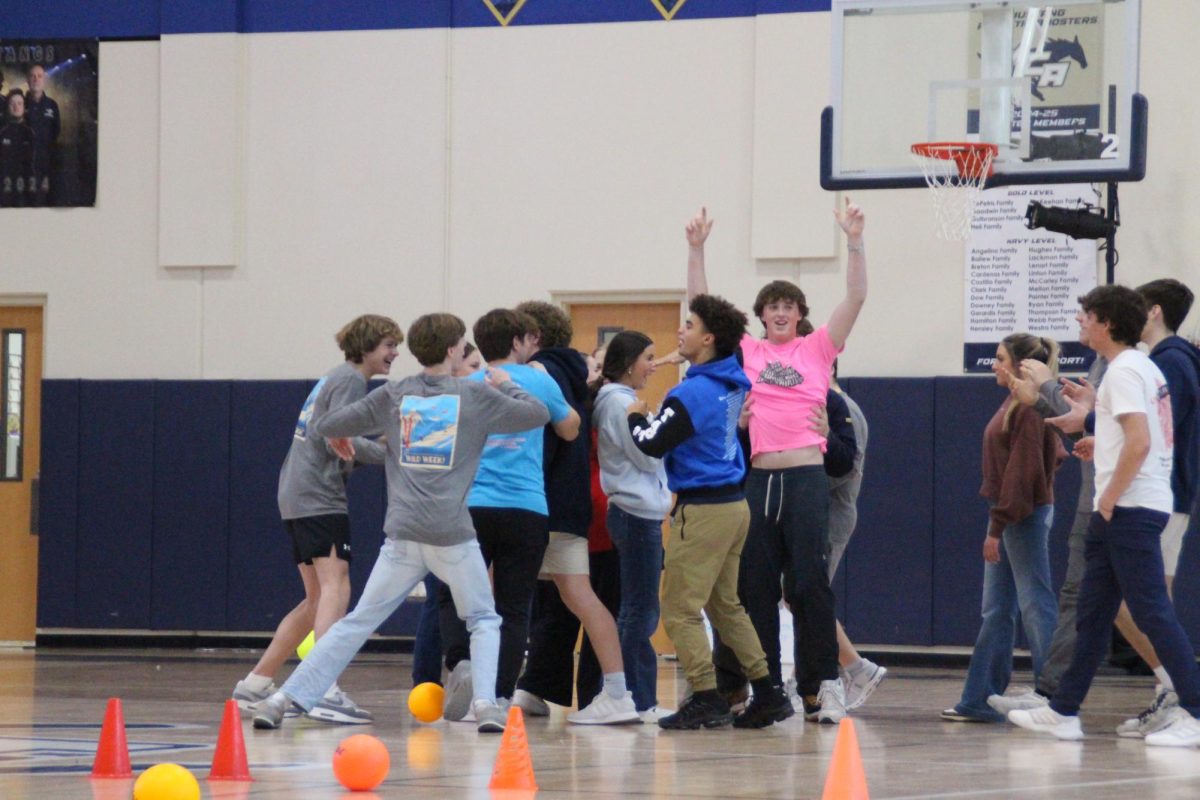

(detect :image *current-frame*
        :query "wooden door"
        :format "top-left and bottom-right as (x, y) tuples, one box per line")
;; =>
(567, 301), (681, 654)
(0, 306), (43, 644)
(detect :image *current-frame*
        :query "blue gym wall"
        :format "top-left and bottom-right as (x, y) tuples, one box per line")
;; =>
(37, 378), (1200, 651)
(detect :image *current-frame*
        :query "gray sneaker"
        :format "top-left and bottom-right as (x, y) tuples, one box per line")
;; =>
(1116, 689), (1179, 738)
(233, 679), (277, 711)
(475, 700), (508, 734)
(512, 688), (550, 717)
(306, 689), (373, 725)
(444, 660), (474, 722)
(252, 691), (291, 730)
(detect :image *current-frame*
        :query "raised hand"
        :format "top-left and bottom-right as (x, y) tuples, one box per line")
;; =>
(1047, 390), (1090, 434)
(834, 197), (865, 238)
(1021, 359), (1053, 387)
(686, 207), (714, 248)
(1009, 364), (1039, 406)
(1060, 376), (1096, 410)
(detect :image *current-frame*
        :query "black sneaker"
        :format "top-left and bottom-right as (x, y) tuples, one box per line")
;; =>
(733, 686), (795, 729)
(658, 694), (733, 730)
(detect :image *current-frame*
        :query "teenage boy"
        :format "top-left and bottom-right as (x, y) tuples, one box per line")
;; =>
(252, 313), (550, 734)
(627, 293), (791, 730)
(439, 309), (581, 720)
(232, 314), (400, 724)
(685, 201), (868, 723)
(512, 300), (637, 725)
(1009, 285), (1200, 746)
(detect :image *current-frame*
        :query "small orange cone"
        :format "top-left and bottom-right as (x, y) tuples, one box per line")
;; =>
(208, 698), (254, 781)
(90, 698), (132, 778)
(821, 718), (869, 800)
(487, 706), (537, 791)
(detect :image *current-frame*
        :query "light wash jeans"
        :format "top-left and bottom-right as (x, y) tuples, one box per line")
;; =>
(955, 504), (1057, 722)
(280, 537), (501, 710)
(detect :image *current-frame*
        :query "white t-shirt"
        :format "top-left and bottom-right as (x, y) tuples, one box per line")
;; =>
(1093, 349), (1174, 513)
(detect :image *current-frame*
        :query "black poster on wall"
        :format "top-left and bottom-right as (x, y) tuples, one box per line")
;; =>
(0, 39), (98, 208)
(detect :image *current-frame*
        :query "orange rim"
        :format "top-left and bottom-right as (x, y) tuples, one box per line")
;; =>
(911, 142), (999, 179)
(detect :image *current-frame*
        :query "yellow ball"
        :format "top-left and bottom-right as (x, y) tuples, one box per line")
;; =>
(407, 682), (445, 723)
(297, 630), (315, 660)
(132, 763), (200, 800)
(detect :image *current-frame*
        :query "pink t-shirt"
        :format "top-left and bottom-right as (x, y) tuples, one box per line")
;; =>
(740, 327), (842, 457)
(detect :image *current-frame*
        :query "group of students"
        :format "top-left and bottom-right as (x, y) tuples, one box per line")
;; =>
(230, 199), (883, 734)
(944, 277), (1200, 746)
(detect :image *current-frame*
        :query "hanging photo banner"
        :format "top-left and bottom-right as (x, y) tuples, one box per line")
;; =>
(0, 39), (98, 208)
(963, 184), (1099, 374)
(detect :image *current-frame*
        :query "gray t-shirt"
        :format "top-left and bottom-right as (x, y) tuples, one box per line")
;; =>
(277, 362), (386, 520)
(313, 372), (550, 546)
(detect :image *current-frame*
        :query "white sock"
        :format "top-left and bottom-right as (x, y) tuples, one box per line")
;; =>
(323, 682), (342, 700)
(1153, 666), (1174, 692)
(844, 658), (866, 676)
(603, 672), (627, 699)
(243, 672), (272, 692)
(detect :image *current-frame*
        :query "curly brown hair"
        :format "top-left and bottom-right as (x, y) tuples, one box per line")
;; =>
(335, 314), (403, 363)
(515, 300), (573, 348)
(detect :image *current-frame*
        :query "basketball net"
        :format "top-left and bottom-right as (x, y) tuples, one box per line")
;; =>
(910, 142), (998, 241)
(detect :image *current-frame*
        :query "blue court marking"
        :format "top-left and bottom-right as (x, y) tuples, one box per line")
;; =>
(0, 761), (310, 775)
(0, 723), (201, 731)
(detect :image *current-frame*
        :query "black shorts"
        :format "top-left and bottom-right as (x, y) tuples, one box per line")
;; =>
(286, 514), (352, 564)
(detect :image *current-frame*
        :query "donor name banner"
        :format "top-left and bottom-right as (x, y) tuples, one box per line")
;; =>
(963, 184), (1098, 374)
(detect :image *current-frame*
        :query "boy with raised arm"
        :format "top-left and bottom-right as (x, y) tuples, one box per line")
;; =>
(686, 201), (867, 725)
(252, 313), (550, 734)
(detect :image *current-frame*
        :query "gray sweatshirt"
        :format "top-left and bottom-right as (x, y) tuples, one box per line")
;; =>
(1035, 355), (1108, 513)
(277, 361), (387, 520)
(593, 383), (671, 520)
(313, 372), (549, 545)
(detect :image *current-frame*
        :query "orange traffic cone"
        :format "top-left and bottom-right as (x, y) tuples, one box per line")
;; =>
(487, 706), (537, 791)
(208, 698), (254, 781)
(90, 698), (132, 778)
(821, 718), (869, 800)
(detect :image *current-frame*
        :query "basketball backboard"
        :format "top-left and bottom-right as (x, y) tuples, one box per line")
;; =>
(820, 0), (1145, 190)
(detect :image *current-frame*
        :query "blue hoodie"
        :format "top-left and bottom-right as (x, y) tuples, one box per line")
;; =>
(1150, 335), (1200, 512)
(629, 353), (751, 498)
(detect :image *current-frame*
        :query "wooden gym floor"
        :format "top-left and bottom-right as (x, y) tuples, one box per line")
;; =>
(1, 647), (1197, 799)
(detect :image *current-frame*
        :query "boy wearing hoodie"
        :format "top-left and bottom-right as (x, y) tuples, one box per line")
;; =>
(627, 294), (791, 730)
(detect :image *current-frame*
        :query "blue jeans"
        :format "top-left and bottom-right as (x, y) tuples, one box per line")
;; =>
(955, 504), (1057, 722)
(607, 505), (663, 711)
(1052, 508), (1200, 717)
(280, 537), (501, 710)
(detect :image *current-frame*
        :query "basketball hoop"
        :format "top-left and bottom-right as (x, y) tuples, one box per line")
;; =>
(910, 142), (999, 240)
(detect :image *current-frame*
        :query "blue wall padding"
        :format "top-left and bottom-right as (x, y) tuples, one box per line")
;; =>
(151, 382), (231, 630)
(37, 377), (1200, 655)
(38, 380), (80, 628)
(839, 378), (936, 645)
(226, 381), (312, 631)
(74, 381), (156, 628)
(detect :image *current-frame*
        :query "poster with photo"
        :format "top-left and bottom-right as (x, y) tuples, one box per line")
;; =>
(0, 39), (98, 207)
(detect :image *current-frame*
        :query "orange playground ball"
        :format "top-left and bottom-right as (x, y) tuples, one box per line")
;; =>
(332, 734), (390, 791)
(407, 681), (446, 723)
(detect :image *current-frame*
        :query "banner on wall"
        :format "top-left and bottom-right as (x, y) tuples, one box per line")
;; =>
(0, 39), (98, 208)
(963, 184), (1098, 374)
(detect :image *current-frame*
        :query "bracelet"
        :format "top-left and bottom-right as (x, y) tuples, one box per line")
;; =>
(847, 244), (865, 254)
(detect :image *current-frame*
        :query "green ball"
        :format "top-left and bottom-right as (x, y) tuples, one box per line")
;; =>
(297, 630), (315, 660)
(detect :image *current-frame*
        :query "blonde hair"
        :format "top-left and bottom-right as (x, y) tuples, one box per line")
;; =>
(336, 314), (403, 363)
(1002, 333), (1059, 431)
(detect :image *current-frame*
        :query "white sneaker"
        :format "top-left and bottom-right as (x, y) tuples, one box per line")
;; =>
(567, 692), (639, 725)
(444, 660), (473, 722)
(843, 659), (887, 710)
(1144, 707), (1200, 748)
(638, 706), (673, 724)
(784, 678), (804, 713)
(513, 688), (550, 717)
(1116, 689), (1178, 738)
(1008, 706), (1083, 740)
(987, 688), (1049, 716)
(815, 679), (847, 725)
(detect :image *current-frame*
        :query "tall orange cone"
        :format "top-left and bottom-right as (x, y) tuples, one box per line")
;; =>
(90, 697), (132, 778)
(821, 718), (869, 800)
(488, 706), (537, 791)
(209, 698), (254, 781)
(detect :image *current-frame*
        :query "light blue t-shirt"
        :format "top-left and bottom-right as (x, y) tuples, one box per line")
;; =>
(467, 364), (571, 514)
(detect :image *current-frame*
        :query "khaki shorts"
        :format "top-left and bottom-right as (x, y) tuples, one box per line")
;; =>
(538, 531), (590, 577)
(1161, 512), (1190, 577)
